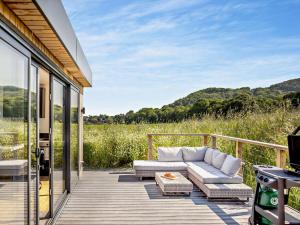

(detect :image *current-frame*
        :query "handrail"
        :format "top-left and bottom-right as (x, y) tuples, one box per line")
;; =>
(210, 134), (288, 151)
(147, 133), (288, 168)
(148, 133), (209, 136)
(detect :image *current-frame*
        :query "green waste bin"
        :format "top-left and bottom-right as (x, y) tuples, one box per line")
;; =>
(258, 186), (278, 208)
(260, 216), (273, 225)
(257, 186), (278, 225)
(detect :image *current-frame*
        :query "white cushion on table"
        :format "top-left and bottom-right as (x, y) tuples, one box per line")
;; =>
(182, 146), (207, 161)
(211, 150), (227, 169)
(221, 155), (241, 176)
(158, 147), (183, 162)
(204, 148), (214, 164)
(187, 162), (243, 184)
(133, 160), (187, 171)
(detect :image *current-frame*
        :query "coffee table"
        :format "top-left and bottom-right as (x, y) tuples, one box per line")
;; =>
(155, 172), (193, 196)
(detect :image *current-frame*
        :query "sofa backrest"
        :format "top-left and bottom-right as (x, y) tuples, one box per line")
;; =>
(204, 148), (242, 176)
(157, 146), (241, 176)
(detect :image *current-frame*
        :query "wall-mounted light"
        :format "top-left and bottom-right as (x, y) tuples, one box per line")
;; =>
(81, 107), (86, 114)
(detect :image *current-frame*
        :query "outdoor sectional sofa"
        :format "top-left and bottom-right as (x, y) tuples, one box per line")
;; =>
(133, 146), (253, 200)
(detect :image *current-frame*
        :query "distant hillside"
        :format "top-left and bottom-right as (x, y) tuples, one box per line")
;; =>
(269, 78), (300, 92)
(85, 77), (300, 124)
(168, 78), (300, 107)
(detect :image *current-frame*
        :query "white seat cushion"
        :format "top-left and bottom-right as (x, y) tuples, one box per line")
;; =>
(0, 160), (28, 169)
(204, 148), (214, 164)
(182, 146), (207, 161)
(133, 160), (188, 171)
(221, 155), (241, 176)
(211, 150), (227, 169)
(187, 162), (243, 184)
(158, 147), (183, 162)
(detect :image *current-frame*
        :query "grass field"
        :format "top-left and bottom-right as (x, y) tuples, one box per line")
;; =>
(83, 109), (300, 209)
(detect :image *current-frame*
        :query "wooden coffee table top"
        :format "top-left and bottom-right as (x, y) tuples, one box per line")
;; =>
(155, 172), (192, 186)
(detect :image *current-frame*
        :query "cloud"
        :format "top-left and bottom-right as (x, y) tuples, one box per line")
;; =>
(62, 0), (300, 115)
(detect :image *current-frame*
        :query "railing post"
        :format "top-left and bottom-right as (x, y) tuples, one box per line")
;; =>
(203, 135), (208, 146)
(235, 141), (243, 176)
(212, 136), (217, 148)
(276, 149), (286, 168)
(235, 141), (243, 160)
(147, 134), (153, 160)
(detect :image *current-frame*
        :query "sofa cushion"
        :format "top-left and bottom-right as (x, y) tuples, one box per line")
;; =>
(204, 148), (214, 164)
(221, 155), (241, 176)
(158, 147), (183, 162)
(133, 160), (188, 171)
(182, 146), (207, 161)
(211, 150), (227, 169)
(187, 162), (243, 184)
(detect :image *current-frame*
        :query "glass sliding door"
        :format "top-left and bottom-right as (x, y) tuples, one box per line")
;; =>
(0, 39), (29, 224)
(51, 78), (66, 213)
(70, 89), (79, 188)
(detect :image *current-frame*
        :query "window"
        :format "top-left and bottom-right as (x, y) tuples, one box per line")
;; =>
(0, 39), (29, 225)
(70, 89), (79, 187)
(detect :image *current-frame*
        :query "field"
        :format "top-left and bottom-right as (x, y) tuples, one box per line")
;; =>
(83, 109), (300, 209)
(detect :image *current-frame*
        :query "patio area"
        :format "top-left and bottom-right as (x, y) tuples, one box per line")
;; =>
(54, 170), (251, 225)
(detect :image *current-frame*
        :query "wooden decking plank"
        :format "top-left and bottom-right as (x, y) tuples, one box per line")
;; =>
(54, 170), (251, 225)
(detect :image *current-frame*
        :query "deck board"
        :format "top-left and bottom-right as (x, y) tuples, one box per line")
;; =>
(55, 170), (251, 225)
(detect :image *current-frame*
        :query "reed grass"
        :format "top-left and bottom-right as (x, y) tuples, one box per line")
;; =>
(83, 109), (300, 209)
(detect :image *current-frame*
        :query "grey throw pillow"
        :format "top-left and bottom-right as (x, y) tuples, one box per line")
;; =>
(158, 147), (183, 162)
(182, 146), (207, 161)
(204, 148), (214, 164)
(221, 155), (241, 176)
(211, 150), (227, 169)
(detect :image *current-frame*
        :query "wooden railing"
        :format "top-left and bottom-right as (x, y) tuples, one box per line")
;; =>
(147, 133), (288, 168)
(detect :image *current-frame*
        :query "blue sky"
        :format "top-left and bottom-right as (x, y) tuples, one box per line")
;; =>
(62, 0), (300, 116)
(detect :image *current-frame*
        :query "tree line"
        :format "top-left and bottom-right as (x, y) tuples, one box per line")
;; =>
(84, 92), (300, 124)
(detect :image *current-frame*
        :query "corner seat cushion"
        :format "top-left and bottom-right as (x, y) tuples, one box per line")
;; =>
(187, 162), (243, 184)
(133, 160), (188, 171)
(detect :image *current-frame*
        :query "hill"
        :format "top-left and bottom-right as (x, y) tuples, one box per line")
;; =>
(84, 77), (300, 124)
(169, 78), (300, 107)
(269, 78), (300, 92)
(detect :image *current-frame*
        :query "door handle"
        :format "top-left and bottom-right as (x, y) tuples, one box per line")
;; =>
(35, 147), (41, 158)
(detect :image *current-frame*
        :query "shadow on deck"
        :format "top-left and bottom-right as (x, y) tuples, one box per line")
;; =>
(54, 170), (251, 225)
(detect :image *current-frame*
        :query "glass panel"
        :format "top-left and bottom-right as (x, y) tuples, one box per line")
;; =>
(52, 80), (65, 209)
(39, 68), (50, 222)
(30, 65), (38, 225)
(70, 89), (79, 188)
(0, 40), (29, 224)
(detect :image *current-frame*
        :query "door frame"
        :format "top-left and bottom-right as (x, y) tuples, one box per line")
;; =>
(30, 62), (41, 225)
(68, 87), (80, 192)
(50, 75), (69, 217)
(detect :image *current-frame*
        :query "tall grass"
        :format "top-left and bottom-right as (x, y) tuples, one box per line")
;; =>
(83, 109), (300, 209)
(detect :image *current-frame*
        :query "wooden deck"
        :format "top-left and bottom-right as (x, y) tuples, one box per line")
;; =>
(54, 170), (252, 225)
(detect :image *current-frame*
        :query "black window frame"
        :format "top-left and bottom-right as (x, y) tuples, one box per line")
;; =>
(0, 17), (81, 225)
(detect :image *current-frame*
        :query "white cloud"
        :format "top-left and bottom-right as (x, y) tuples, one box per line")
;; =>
(62, 0), (300, 115)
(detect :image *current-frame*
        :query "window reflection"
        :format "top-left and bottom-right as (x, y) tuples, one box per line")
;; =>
(0, 40), (29, 224)
(70, 89), (79, 188)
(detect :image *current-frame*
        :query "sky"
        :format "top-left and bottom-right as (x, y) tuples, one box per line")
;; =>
(62, 0), (300, 116)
